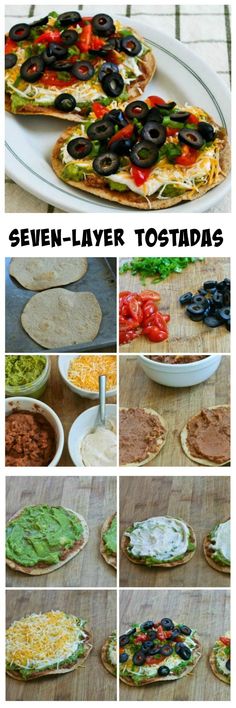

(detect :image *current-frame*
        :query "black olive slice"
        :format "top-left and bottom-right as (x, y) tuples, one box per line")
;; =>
(203, 315), (222, 328)
(159, 644), (173, 657)
(148, 646), (161, 655)
(61, 29), (78, 46)
(20, 55), (45, 83)
(126, 627), (137, 637)
(226, 659), (230, 671)
(120, 35), (142, 56)
(98, 62), (118, 83)
(52, 60), (73, 71)
(179, 128), (204, 149)
(101, 72), (124, 97)
(87, 119), (114, 141)
(169, 111), (190, 122)
(155, 100), (176, 111)
(146, 629), (157, 640)
(119, 652), (129, 663)
(29, 16), (49, 28)
(192, 294), (207, 307)
(93, 152), (120, 176)
(107, 109), (128, 128)
(119, 634), (130, 647)
(158, 666), (170, 676)
(213, 291), (224, 305)
(48, 42), (68, 59)
(178, 625), (191, 636)
(223, 291), (230, 306)
(9, 23), (30, 42)
(54, 93), (76, 112)
(140, 621), (154, 630)
(186, 304), (205, 321)
(67, 137), (92, 160)
(133, 650), (146, 666)
(179, 292), (193, 305)
(161, 618), (175, 631)
(217, 306), (231, 322)
(110, 137), (133, 156)
(203, 280), (217, 290)
(5, 53), (17, 70)
(42, 46), (56, 66)
(145, 107), (162, 124)
(92, 14), (115, 36)
(124, 100), (149, 122)
(141, 121), (166, 147)
(58, 12), (81, 26)
(198, 121), (215, 142)
(130, 140), (159, 168)
(71, 60), (95, 81)
(142, 640), (154, 652)
(177, 645), (191, 661)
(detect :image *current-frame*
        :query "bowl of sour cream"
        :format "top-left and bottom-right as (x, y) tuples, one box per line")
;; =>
(68, 404), (117, 467)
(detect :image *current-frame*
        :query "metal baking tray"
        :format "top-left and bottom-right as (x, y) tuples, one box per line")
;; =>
(5, 257), (117, 353)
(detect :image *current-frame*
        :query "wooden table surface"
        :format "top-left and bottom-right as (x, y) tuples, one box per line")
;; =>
(6, 476), (117, 588)
(6, 589), (116, 701)
(42, 356), (116, 466)
(119, 355), (230, 467)
(119, 476), (230, 588)
(119, 258), (230, 353)
(119, 589), (230, 701)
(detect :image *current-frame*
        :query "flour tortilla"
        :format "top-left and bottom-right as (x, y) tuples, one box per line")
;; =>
(101, 634), (116, 677)
(180, 405), (230, 466)
(21, 288), (102, 349)
(6, 621), (93, 681)
(203, 518), (230, 574)
(52, 115), (230, 210)
(5, 26), (156, 122)
(119, 631), (202, 686)
(100, 513), (117, 570)
(121, 517), (196, 567)
(10, 257), (87, 291)
(6, 506), (89, 576)
(119, 407), (167, 466)
(209, 637), (230, 685)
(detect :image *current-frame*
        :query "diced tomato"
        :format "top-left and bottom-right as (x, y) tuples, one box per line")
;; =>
(143, 327), (168, 342)
(109, 123), (134, 146)
(156, 625), (166, 640)
(130, 165), (152, 187)
(106, 49), (121, 65)
(188, 113), (199, 125)
(92, 102), (109, 118)
(119, 291), (169, 346)
(39, 69), (77, 88)
(138, 291), (160, 303)
(134, 634), (148, 642)
(220, 636), (230, 646)
(166, 126), (179, 137)
(147, 95), (166, 107)
(80, 17), (92, 25)
(78, 23), (92, 52)
(90, 34), (106, 50)
(5, 37), (17, 53)
(146, 656), (163, 665)
(162, 314), (170, 323)
(142, 301), (157, 322)
(119, 329), (141, 345)
(165, 631), (173, 639)
(175, 144), (199, 167)
(128, 299), (143, 324)
(34, 29), (62, 44)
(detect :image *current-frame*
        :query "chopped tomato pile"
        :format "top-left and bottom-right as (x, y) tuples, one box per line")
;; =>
(219, 636), (230, 646)
(119, 290), (170, 345)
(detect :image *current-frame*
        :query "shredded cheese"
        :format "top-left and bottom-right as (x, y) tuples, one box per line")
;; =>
(67, 355), (116, 392)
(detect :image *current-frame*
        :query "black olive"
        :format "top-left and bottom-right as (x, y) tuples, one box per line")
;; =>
(29, 16), (49, 28)
(159, 644), (173, 656)
(186, 304), (205, 321)
(119, 652), (129, 663)
(198, 121), (215, 142)
(203, 280), (217, 290)
(67, 137), (92, 160)
(87, 119), (114, 141)
(130, 140), (159, 168)
(146, 630), (157, 640)
(9, 23), (30, 42)
(179, 128), (204, 149)
(54, 93), (76, 112)
(198, 288), (208, 296)
(98, 62), (118, 83)
(58, 12), (81, 27)
(226, 659), (230, 671)
(169, 111), (190, 122)
(226, 319), (230, 331)
(107, 109), (128, 128)
(161, 618), (175, 631)
(119, 634), (130, 647)
(178, 625), (191, 636)
(148, 646), (161, 655)
(158, 665), (170, 676)
(101, 72), (124, 97)
(20, 55), (45, 83)
(155, 100), (176, 111)
(52, 60), (73, 71)
(61, 29), (78, 46)
(126, 627), (137, 636)
(141, 122), (166, 147)
(203, 315), (222, 328)
(217, 306), (231, 322)
(124, 100), (149, 122)
(48, 42), (68, 59)
(213, 291), (224, 306)
(110, 138), (133, 156)
(222, 278), (230, 288)
(5, 53), (17, 70)
(71, 60), (94, 81)
(92, 14), (115, 36)
(179, 292), (193, 306)
(140, 621), (154, 631)
(170, 629), (181, 640)
(93, 152), (120, 176)
(120, 35), (142, 57)
(217, 279), (230, 292)
(133, 650), (146, 666)
(142, 640), (154, 652)
(42, 46), (56, 66)
(176, 645), (191, 661)
(146, 107), (162, 124)
(192, 294), (208, 307)
(223, 290), (230, 306)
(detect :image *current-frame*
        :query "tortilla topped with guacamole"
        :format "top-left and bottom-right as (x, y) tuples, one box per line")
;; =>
(100, 513), (117, 569)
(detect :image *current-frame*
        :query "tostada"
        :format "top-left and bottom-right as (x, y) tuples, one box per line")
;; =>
(203, 518), (230, 573)
(209, 633), (230, 685)
(121, 516), (196, 567)
(101, 631), (117, 676)
(100, 513), (117, 570)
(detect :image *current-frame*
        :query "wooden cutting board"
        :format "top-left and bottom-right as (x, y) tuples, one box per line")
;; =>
(119, 355), (230, 466)
(119, 476), (230, 588)
(42, 356), (116, 466)
(119, 258), (230, 352)
(120, 589), (230, 701)
(6, 476), (117, 588)
(6, 589), (116, 702)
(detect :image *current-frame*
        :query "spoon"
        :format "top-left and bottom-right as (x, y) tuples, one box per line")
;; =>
(98, 374), (106, 427)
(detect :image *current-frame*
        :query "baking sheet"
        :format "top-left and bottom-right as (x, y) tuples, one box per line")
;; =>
(5, 257), (116, 352)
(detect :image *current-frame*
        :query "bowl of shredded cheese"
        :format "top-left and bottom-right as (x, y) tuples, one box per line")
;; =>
(58, 355), (117, 399)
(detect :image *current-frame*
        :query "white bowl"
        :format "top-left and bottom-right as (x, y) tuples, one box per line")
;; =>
(68, 403), (117, 467)
(138, 354), (222, 388)
(5, 397), (64, 467)
(58, 355), (117, 399)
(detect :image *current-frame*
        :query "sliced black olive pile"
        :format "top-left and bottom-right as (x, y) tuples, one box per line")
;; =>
(119, 619), (193, 668)
(179, 278), (230, 330)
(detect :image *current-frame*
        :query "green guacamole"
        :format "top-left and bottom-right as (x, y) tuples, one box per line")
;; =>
(6, 505), (84, 567)
(5, 355), (46, 387)
(103, 515), (117, 555)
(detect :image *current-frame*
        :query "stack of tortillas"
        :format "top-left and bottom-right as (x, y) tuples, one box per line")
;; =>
(10, 258), (102, 349)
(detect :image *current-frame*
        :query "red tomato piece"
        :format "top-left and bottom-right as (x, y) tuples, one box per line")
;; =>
(5, 37), (17, 53)
(142, 302), (157, 322)
(109, 123), (134, 146)
(39, 70), (77, 88)
(34, 29), (62, 44)
(134, 634), (148, 642)
(147, 95), (166, 107)
(128, 299), (143, 324)
(166, 126), (179, 137)
(138, 290), (160, 303)
(130, 165), (152, 186)
(188, 113), (199, 124)
(146, 656), (163, 665)
(143, 327), (168, 343)
(220, 637), (230, 646)
(78, 23), (92, 52)
(92, 102), (109, 119)
(90, 34), (105, 50)
(175, 145), (199, 167)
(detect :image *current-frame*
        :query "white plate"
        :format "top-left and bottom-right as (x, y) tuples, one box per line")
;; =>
(5, 16), (231, 213)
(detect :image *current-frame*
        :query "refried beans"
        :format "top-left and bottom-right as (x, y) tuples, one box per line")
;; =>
(147, 355), (207, 364)
(5, 410), (56, 467)
(186, 406), (230, 465)
(119, 408), (166, 466)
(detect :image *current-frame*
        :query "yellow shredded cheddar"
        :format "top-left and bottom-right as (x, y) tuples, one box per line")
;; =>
(67, 355), (116, 392)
